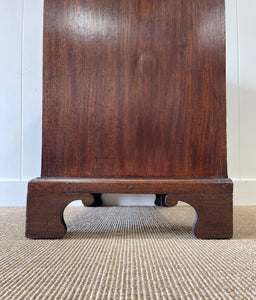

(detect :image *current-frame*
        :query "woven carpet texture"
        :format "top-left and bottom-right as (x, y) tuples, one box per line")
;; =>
(0, 206), (255, 299)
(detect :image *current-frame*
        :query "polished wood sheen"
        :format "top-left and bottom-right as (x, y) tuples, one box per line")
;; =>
(42, 0), (227, 178)
(26, 0), (233, 239)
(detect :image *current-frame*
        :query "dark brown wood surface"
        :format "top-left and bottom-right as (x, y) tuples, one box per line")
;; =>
(26, 191), (94, 239)
(26, 0), (233, 239)
(29, 178), (233, 194)
(166, 193), (233, 239)
(26, 178), (232, 239)
(42, 0), (227, 178)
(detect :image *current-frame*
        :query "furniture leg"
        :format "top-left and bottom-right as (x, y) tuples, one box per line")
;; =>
(166, 194), (233, 239)
(155, 194), (168, 206)
(26, 189), (94, 239)
(85, 193), (103, 207)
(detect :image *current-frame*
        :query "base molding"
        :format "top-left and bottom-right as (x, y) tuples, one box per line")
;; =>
(1, 178), (255, 206)
(28, 177), (233, 194)
(26, 177), (233, 239)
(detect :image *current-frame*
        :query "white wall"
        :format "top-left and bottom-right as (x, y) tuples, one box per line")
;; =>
(0, 0), (255, 206)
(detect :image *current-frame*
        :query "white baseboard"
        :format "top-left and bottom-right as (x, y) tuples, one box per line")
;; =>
(233, 179), (256, 206)
(0, 179), (255, 206)
(0, 181), (28, 206)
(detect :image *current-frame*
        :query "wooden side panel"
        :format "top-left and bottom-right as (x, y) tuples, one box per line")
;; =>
(42, 0), (227, 178)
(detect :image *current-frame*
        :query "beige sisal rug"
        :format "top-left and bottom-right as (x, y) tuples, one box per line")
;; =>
(0, 206), (255, 299)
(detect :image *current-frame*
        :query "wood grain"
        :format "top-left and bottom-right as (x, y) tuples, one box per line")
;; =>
(26, 0), (233, 239)
(26, 191), (94, 239)
(42, 0), (227, 178)
(166, 194), (233, 239)
(29, 178), (233, 194)
(26, 179), (233, 239)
